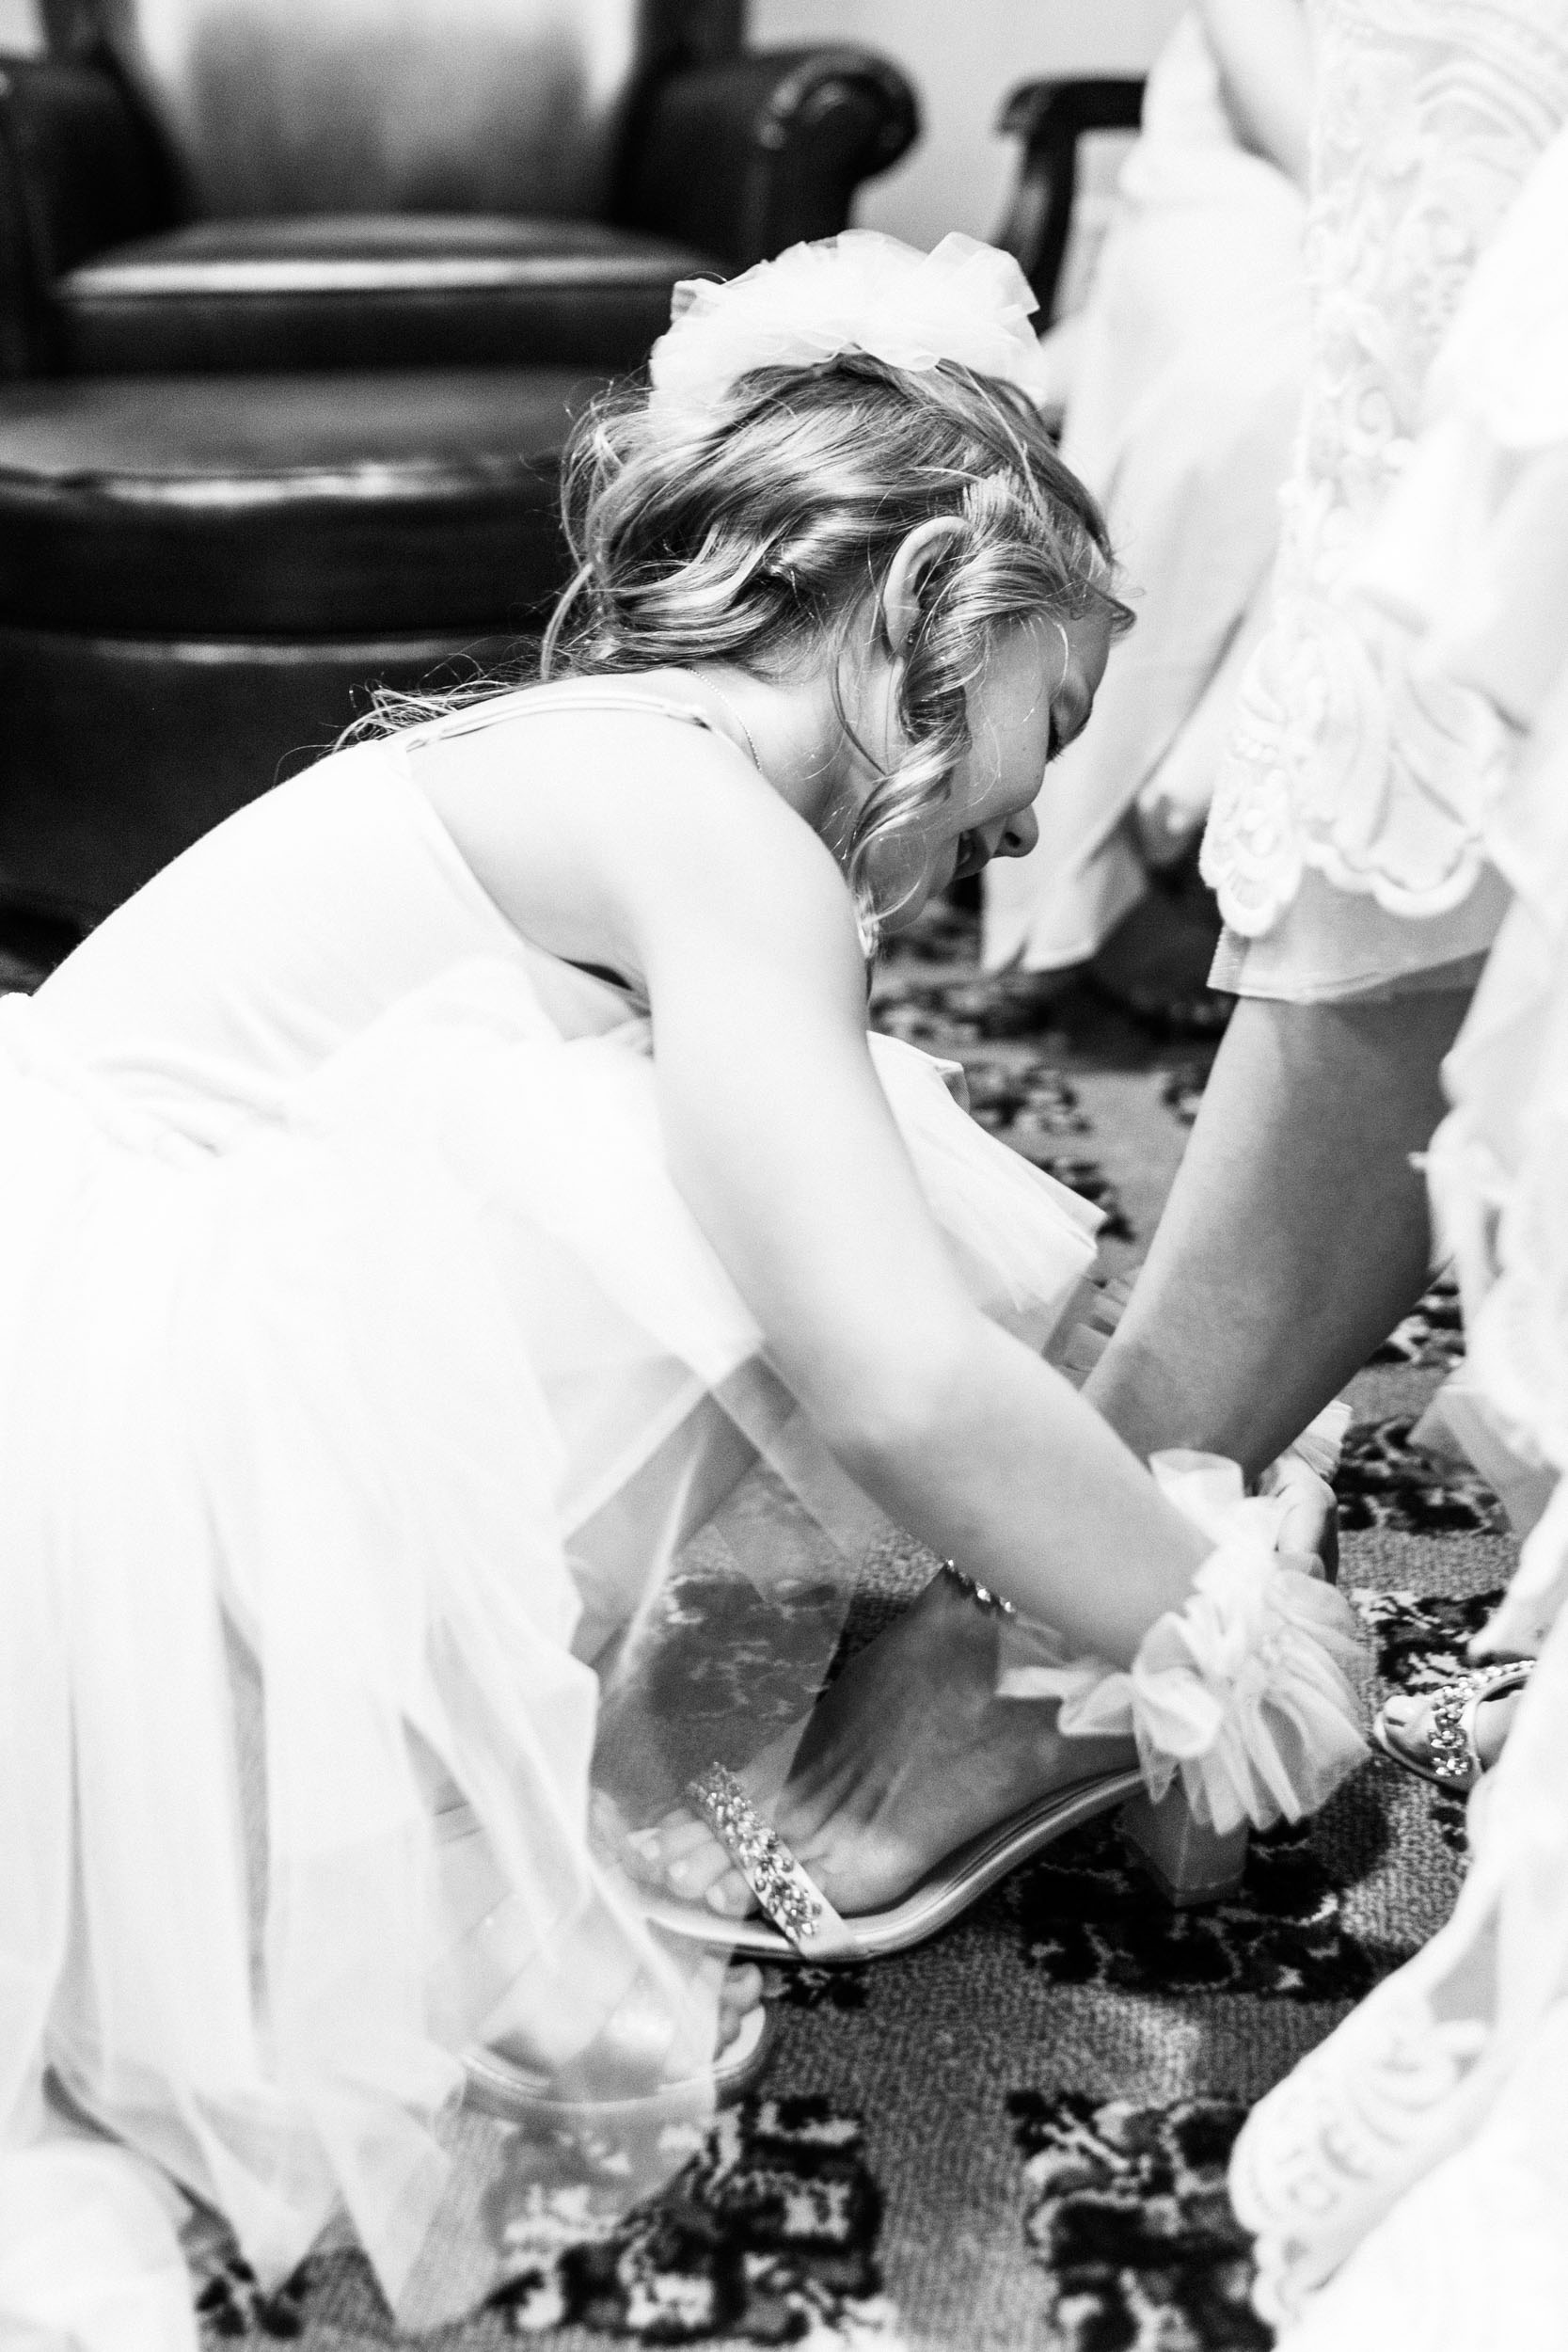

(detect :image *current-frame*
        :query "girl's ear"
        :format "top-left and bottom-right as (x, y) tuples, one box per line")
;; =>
(879, 517), (967, 654)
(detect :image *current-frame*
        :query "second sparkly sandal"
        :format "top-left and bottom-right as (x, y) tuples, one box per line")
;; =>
(1370, 1659), (1535, 1791)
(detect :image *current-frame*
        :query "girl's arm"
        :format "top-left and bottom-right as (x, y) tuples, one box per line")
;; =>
(1196, 0), (1312, 187)
(615, 751), (1213, 1666)
(422, 709), (1210, 1666)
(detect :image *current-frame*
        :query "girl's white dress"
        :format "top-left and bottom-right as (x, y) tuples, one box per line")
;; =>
(1202, 0), (1568, 1004)
(983, 9), (1309, 974)
(1228, 103), (1568, 2349)
(0, 688), (1112, 2346)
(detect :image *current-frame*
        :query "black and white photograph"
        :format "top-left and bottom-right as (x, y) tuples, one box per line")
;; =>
(0, 0), (1564, 2344)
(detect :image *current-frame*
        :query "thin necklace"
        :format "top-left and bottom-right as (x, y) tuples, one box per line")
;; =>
(698, 675), (763, 775)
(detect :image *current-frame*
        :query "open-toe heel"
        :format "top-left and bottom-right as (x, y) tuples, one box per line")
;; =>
(1118, 1785), (1249, 1908)
(643, 1458), (1368, 1963)
(1370, 1657), (1536, 1790)
(640, 1757), (1148, 1963)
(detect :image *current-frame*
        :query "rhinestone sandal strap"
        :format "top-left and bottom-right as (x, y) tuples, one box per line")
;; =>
(1429, 1660), (1535, 1784)
(1424, 1681), (1478, 1782)
(686, 1765), (852, 1956)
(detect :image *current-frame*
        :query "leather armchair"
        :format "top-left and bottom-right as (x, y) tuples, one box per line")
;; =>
(0, 0), (917, 919)
(994, 75), (1147, 320)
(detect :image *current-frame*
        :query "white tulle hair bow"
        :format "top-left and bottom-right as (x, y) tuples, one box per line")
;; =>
(646, 230), (1053, 439)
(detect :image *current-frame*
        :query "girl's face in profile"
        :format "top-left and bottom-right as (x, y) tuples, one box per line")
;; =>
(877, 608), (1112, 935)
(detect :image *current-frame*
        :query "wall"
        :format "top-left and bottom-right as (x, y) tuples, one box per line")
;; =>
(754, 0), (1181, 249)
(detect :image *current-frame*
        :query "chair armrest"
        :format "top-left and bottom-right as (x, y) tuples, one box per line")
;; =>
(619, 46), (919, 272)
(0, 51), (171, 374)
(994, 76), (1146, 319)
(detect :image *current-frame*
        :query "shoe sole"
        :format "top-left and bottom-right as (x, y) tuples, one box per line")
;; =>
(463, 2000), (775, 2120)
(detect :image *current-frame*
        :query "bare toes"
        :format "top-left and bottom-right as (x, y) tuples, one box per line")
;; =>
(1380, 1694), (1427, 1753)
(662, 1832), (735, 1903)
(655, 1809), (721, 1861)
(624, 1807), (761, 1917)
(719, 1963), (763, 2039)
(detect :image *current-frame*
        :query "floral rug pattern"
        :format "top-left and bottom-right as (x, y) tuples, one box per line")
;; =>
(1370, 1278), (1466, 1373)
(1007, 2093), (1266, 2352)
(195, 2254), (313, 2343)
(1003, 1812), (1408, 2003)
(492, 2098), (894, 2344)
(1335, 1418), (1508, 1536)
(869, 971), (1136, 1240)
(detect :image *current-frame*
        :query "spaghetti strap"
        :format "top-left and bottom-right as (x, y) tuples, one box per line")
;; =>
(392, 679), (725, 756)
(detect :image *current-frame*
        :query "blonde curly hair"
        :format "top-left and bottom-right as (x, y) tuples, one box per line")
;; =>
(544, 354), (1131, 945)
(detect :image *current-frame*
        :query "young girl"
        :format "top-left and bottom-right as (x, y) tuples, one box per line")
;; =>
(0, 232), (1361, 2344)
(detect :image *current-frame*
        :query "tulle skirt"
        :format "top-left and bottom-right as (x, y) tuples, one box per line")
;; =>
(0, 951), (1103, 2342)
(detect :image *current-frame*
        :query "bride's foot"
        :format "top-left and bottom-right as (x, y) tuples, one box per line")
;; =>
(634, 1568), (1134, 1921)
(1379, 1682), (1525, 1786)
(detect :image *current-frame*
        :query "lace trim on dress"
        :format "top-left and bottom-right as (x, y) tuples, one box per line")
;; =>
(1200, 0), (1568, 938)
(1231, 1597), (1568, 2334)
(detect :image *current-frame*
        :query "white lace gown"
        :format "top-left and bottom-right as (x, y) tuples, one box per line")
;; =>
(0, 691), (1111, 2346)
(984, 10), (1309, 974)
(1202, 0), (1568, 1002)
(1229, 103), (1568, 2346)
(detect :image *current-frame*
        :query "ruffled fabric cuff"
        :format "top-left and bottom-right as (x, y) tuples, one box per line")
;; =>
(997, 1452), (1367, 1836)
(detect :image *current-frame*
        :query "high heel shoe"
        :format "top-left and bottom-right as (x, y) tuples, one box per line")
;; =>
(1119, 1784), (1251, 1909)
(641, 1449), (1367, 1964)
(637, 1764), (1247, 1963)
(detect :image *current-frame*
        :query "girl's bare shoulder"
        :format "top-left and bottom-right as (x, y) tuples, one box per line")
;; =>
(407, 689), (857, 972)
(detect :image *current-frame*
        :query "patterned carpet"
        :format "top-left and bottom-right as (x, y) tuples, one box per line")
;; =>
(0, 885), (1508, 2351)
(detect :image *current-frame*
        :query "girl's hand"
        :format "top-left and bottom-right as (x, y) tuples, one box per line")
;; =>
(1266, 1454), (1339, 1583)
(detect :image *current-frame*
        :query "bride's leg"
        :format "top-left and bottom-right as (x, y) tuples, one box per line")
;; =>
(1087, 990), (1472, 1477)
(641, 1565), (1135, 1919)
